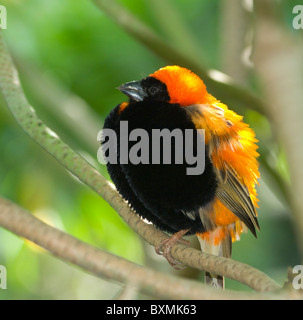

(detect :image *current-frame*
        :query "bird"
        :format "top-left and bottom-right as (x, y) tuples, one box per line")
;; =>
(102, 65), (260, 289)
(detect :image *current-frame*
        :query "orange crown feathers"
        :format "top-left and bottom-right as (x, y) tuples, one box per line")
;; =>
(150, 66), (210, 106)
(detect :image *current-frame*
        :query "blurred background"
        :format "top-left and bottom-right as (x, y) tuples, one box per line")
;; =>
(0, 0), (302, 299)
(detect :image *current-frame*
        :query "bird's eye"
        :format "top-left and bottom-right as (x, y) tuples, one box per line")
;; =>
(148, 86), (159, 95)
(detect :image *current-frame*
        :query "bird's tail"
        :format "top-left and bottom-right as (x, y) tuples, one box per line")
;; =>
(197, 228), (232, 290)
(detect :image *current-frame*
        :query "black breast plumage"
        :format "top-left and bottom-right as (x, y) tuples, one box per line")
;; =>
(102, 100), (218, 235)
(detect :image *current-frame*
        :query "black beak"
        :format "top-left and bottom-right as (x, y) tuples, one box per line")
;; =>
(118, 80), (147, 102)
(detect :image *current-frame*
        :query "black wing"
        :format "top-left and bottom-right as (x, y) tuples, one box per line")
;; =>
(215, 165), (260, 237)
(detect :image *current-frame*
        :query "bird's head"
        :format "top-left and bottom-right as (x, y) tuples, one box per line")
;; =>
(118, 65), (209, 107)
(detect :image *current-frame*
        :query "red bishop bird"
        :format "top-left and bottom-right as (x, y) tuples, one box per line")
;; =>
(102, 65), (260, 289)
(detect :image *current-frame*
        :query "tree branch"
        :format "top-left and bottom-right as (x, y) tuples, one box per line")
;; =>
(0, 197), (237, 299)
(0, 197), (291, 299)
(0, 30), (281, 294)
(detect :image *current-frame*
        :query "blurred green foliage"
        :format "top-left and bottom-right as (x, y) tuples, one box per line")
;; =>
(0, 0), (300, 299)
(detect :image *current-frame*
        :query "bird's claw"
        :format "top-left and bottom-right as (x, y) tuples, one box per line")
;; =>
(155, 230), (190, 270)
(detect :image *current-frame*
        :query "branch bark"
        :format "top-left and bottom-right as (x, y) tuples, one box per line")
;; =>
(0, 197), (292, 299)
(0, 30), (281, 295)
(0, 197), (233, 299)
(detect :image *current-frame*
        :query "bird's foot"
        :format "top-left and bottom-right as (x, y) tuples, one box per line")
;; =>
(155, 229), (190, 270)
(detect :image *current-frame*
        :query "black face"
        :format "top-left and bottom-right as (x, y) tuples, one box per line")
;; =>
(140, 77), (170, 102)
(118, 77), (170, 103)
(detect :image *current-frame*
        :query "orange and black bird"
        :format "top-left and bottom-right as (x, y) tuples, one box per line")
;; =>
(102, 65), (260, 289)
